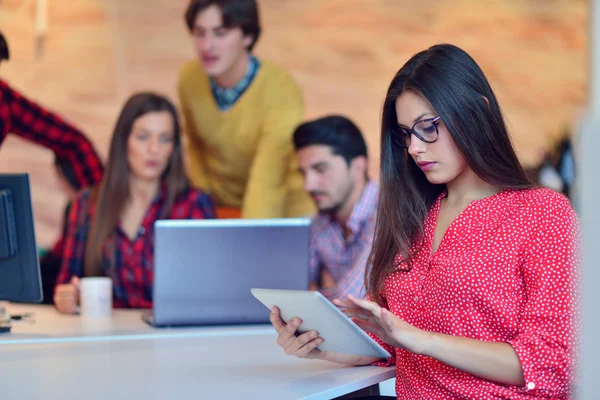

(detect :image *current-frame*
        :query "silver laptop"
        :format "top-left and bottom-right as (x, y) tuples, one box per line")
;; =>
(143, 218), (311, 327)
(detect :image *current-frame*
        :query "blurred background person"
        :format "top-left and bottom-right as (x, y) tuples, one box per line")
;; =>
(535, 128), (577, 201)
(293, 115), (377, 300)
(54, 93), (215, 313)
(0, 31), (103, 190)
(178, 0), (313, 219)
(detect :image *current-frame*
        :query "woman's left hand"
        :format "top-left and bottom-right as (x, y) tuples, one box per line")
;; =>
(333, 295), (431, 355)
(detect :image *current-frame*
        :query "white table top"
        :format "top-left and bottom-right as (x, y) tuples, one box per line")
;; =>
(1, 322), (395, 400)
(1, 304), (274, 345)
(1, 304), (395, 399)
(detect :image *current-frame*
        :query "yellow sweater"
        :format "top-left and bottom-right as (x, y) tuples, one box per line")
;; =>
(178, 59), (315, 218)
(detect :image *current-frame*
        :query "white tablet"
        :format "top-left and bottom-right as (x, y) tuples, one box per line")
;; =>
(251, 288), (391, 359)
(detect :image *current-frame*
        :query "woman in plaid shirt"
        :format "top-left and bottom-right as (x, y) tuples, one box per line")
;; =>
(54, 93), (216, 312)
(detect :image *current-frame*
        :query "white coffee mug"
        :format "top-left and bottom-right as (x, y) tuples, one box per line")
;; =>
(79, 277), (112, 318)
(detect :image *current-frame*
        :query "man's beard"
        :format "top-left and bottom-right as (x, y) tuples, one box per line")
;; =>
(315, 181), (354, 215)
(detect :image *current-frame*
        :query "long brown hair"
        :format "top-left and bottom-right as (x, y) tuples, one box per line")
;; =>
(366, 44), (533, 305)
(84, 93), (190, 277)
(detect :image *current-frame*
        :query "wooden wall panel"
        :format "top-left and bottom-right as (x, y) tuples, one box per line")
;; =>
(0, 0), (586, 247)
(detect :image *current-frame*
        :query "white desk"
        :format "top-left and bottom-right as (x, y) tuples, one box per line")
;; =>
(1, 304), (273, 345)
(1, 329), (395, 399)
(1, 304), (396, 398)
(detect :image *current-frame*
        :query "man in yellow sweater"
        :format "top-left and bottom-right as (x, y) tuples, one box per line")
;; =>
(178, 0), (314, 218)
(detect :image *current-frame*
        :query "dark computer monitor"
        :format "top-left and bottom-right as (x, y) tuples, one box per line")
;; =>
(0, 173), (42, 302)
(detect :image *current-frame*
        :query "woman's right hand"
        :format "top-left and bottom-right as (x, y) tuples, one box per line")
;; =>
(269, 306), (324, 359)
(54, 276), (80, 314)
(269, 305), (384, 367)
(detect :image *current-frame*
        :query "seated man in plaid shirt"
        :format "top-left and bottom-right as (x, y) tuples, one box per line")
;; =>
(293, 116), (378, 300)
(0, 31), (103, 188)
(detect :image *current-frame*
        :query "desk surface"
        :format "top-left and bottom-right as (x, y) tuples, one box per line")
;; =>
(1, 325), (395, 400)
(1, 304), (274, 345)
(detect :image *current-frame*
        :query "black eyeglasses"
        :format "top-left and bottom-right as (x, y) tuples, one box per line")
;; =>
(391, 116), (441, 148)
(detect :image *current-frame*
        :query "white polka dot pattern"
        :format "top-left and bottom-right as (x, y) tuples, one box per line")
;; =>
(370, 188), (579, 399)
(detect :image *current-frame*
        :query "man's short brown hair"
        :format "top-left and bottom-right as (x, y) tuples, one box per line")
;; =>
(184, 0), (261, 51)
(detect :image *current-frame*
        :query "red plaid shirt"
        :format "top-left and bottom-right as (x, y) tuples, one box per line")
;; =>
(56, 185), (216, 308)
(0, 79), (103, 188)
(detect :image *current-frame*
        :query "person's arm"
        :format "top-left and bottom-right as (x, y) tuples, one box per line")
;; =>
(502, 196), (579, 394)
(423, 335), (525, 385)
(241, 75), (304, 218)
(61, 201), (73, 239)
(177, 74), (211, 193)
(54, 191), (90, 313)
(337, 296), (526, 386)
(55, 193), (88, 285)
(337, 195), (579, 393)
(3, 81), (103, 188)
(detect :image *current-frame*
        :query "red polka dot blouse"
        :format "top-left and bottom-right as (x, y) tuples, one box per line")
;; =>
(371, 187), (579, 399)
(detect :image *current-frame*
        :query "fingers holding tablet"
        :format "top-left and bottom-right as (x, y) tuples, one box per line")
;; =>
(254, 289), (390, 359)
(270, 306), (323, 359)
(269, 306), (285, 330)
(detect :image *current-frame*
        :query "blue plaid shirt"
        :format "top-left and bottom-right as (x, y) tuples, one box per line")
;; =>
(309, 181), (379, 300)
(210, 56), (260, 111)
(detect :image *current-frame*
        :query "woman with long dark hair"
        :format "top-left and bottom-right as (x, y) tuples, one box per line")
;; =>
(54, 93), (215, 312)
(269, 44), (578, 399)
